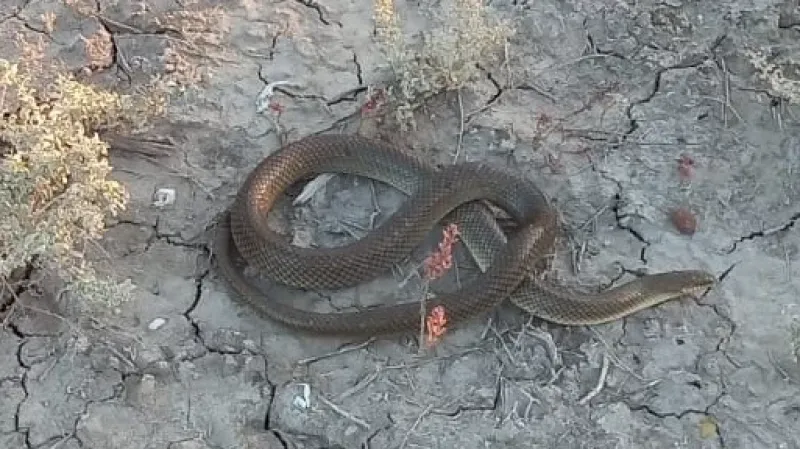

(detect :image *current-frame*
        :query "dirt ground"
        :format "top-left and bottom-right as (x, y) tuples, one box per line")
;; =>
(2, 0), (800, 448)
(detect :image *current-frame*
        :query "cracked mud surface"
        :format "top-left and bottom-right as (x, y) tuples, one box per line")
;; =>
(2, 0), (800, 448)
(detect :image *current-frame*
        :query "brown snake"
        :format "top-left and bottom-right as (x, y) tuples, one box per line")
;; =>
(213, 134), (716, 335)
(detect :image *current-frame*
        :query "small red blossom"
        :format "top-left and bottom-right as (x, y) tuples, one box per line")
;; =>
(426, 305), (448, 345)
(423, 223), (460, 281)
(361, 88), (387, 116)
(677, 153), (695, 181)
(269, 101), (284, 114)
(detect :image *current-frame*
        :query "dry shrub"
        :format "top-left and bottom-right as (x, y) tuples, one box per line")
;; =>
(745, 47), (800, 105)
(0, 58), (164, 310)
(0, 2), (226, 315)
(373, 0), (514, 129)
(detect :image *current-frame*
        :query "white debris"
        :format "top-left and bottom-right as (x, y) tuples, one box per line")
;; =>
(153, 188), (176, 207)
(148, 317), (167, 330)
(292, 383), (311, 409)
(293, 173), (335, 205)
(256, 80), (297, 113)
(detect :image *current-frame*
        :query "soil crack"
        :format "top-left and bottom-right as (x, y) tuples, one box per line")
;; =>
(353, 52), (364, 85)
(726, 211), (800, 253)
(294, 0), (341, 27)
(623, 35), (726, 137)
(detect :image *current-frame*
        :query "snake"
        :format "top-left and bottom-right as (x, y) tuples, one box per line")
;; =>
(212, 134), (716, 336)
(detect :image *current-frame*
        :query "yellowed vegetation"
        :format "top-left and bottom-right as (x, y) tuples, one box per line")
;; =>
(0, 58), (164, 308)
(373, 0), (514, 129)
(0, 1), (230, 315)
(746, 47), (800, 104)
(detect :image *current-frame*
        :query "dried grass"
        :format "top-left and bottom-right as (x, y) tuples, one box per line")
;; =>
(373, 0), (513, 129)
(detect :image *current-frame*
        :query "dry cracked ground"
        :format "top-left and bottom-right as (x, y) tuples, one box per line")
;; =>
(2, 0), (800, 448)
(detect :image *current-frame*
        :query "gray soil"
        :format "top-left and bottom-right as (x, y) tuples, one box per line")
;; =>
(2, 0), (799, 448)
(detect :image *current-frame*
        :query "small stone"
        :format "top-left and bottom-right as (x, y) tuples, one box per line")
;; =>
(698, 415), (718, 439)
(148, 318), (167, 330)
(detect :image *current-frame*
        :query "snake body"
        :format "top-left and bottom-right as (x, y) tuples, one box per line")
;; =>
(214, 134), (715, 335)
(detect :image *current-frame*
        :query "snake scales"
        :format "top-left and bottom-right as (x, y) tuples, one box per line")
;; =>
(213, 134), (715, 335)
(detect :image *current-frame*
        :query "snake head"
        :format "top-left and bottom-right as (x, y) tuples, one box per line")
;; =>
(676, 269), (717, 296)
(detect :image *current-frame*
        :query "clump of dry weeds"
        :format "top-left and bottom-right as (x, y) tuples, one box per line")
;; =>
(0, 1), (229, 319)
(0, 47), (164, 310)
(745, 47), (800, 104)
(373, 0), (513, 129)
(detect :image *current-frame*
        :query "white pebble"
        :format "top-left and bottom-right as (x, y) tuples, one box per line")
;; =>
(292, 383), (311, 409)
(148, 317), (167, 330)
(153, 188), (176, 207)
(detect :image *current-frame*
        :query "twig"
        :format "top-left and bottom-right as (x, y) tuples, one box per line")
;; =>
(775, 103), (784, 130)
(464, 102), (495, 123)
(721, 57), (731, 127)
(49, 433), (75, 449)
(296, 337), (375, 365)
(419, 284), (429, 353)
(103, 132), (176, 158)
(87, 316), (146, 347)
(453, 89), (465, 163)
(367, 180), (382, 229)
(569, 236), (588, 275)
(506, 378), (540, 419)
(518, 82), (557, 103)
(395, 259), (424, 289)
(523, 320), (561, 367)
(398, 404), (433, 449)
(488, 323), (517, 364)
(381, 349), (483, 372)
(0, 281), (74, 330)
(336, 369), (381, 400)
(317, 394), (370, 428)
(578, 202), (611, 231)
(588, 327), (647, 382)
(699, 95), (743, 124)
(578, 353), (609, 405)
(539, 54), (617, 75)
(480, 316), (494, 340)
(452, 255), (461, 289)
(768, 350), (799, 384)
(1, 301), (17, 329)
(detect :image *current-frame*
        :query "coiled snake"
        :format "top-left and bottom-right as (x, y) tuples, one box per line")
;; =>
(213, 134), (715, 335)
